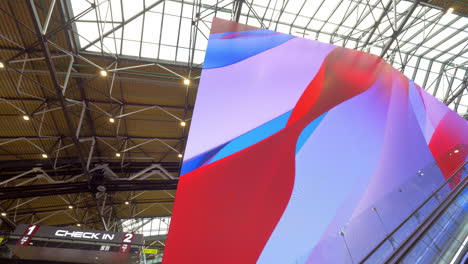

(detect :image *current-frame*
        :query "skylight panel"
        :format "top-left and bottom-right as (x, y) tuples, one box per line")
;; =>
(165, 0), (182, 16)
(122, 39), (141, 57)
(161, 15), (181, 46)
(125, 17), (144, 42)
(284, 1), (304, 14)
(291, 16), (308, 28)
(298, 0), (324, 18)
(122, 0), (144, 19)
(69, 0), (467, 114)
(159, 45), (177, 61)
(103, 37), (121, 54)
(143, 12), (162, 44)
(176, 47), (190, 62)
(141, 42), (159, 58)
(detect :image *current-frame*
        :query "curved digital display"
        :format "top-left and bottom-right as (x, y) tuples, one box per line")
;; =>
(164, 18), (468, 264)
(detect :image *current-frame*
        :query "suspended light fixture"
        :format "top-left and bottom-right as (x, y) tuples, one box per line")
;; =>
(100, 69), (108, 77)
(23, 115), (30, 121)
(109, 117), (115, 123)
(41, 153), (48, 158)
(183, 79), (190, 85)
(116, 153), (121, 157)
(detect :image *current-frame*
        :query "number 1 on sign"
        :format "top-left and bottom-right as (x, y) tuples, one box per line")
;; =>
(26, 225), (37, 235)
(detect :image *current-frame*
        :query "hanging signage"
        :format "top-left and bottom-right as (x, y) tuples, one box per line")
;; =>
(16, 224), (39, 246)
(12, 224), (144, 245)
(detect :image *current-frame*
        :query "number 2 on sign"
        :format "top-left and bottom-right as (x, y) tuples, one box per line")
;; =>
(123, 233), (133, 243)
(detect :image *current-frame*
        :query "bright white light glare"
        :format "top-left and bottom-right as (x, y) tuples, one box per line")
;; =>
(100, 69), (108, 77)
(0, 62), (4, 68)
(68, 205), (73, 209)
(23, 115), (30, 121)
(1, 212), (6, 216)
(41, 153), (48, 158)
(116, 153), (121, 157)
(180, 121), (186, 127)
(125, 201), (129, 205)
(447, 7), (454, 14)
(109, 117), (115, 123)
(77, 223), (81, 227)
(178, 153), (183, 158)
(183, 79), (190, 85)
(454, 149), (459, 153)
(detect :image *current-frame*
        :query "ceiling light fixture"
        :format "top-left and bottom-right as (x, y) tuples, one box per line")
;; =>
(178, 153), (183, 158)
(447, 7), (454, 14)
(1, 212), (6, 216)
(183, 79), (190, 85)
(0, 62), (4, 69)
(454, 149), (459, 153)
(41, 153), (48, 158)
(116, 153), (121, 157)
(109, 117), (115, 123)
(23, 115), (30, 121)
(125, 201), (129, 205)
(77, 223), (81, 227)
(100, 69), (108, 77)
(180, 121), (186, 127)
(68, 205), (73, 209)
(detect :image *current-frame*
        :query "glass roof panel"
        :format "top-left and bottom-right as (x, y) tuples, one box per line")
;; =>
(70, 0), (468, 115)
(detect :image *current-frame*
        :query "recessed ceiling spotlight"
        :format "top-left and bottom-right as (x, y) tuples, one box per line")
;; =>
(116, 153), (121, 157)
(1, 212), (6, 216)
(0, 62), (4, 68)
(178, 153), (183, 158)
(183, 79), (190, 85)
(180, 121), (186, 127)
(125, 201), (129, 205)
(100, 69), (108, 77)
(23, 115), (30, 121)
(77, 223), (81, 227)
(109, 117), (115, 123)
(41, 153), (48, 158)
(68, 205), (73, 209)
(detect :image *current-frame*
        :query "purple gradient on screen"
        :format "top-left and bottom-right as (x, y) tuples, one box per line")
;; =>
(257, 73), (391, 263)
(184, 38), (336, 160)
(353, 71), (436, 216)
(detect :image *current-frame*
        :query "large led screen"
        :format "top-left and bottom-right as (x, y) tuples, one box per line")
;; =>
(164, 18), (468, 264)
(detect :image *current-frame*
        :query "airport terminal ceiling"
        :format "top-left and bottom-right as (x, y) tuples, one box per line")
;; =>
(0, 0), (466, 245)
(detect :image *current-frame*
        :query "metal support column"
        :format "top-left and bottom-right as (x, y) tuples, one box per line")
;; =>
(233, 0), (244, 22)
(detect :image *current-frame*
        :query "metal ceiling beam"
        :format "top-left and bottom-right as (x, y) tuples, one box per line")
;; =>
(380, 0), (420, 58)
(0, 97), (190, 111)
(27, 0), (91, 181)
(6, 3), (96, 63)
(445, 72), (467, 106)
(0, 180), (178, 199)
